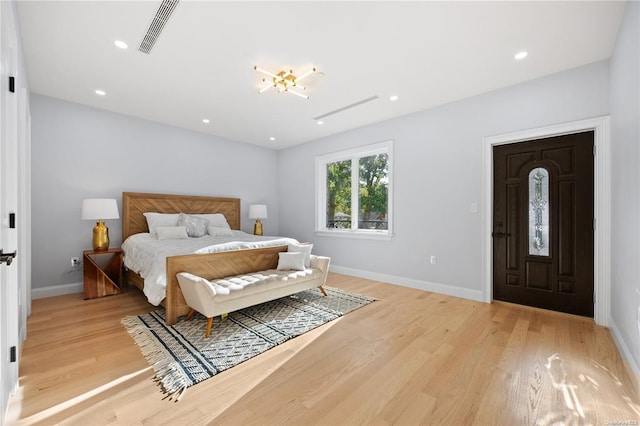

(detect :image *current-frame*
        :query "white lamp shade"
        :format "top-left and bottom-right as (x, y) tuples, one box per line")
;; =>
(81, 199), (120, 220)
(248, 204), (268, 219)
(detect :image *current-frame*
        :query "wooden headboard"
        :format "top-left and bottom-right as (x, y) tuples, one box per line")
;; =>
(122, 192), (241, 240)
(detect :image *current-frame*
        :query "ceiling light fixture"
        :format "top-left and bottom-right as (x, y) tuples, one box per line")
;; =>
(269, 136), (276, 141)
(114, 40), (128, 49)
(95, 89), (106, 96)
(254, 65), (317, 100)
(514, 51), (528, 60)
(389, 95), (399, 101)
(317, 121), (324, 125)
(202, 118), (210, 124)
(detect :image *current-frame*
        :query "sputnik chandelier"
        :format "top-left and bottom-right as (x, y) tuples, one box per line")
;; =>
(254, 65), (317, 100)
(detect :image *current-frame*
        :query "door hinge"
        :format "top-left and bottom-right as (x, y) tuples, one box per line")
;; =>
(8, 76), (14, 93)
(10, 346), (16, 363)
(593, 145), (596, 156)
(593, 218), (597, 230)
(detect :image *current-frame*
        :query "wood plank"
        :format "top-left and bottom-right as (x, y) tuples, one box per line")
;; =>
(7, 274), (637, 425)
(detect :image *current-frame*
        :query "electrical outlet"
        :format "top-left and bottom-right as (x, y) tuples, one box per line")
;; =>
(71, 257), (80, 267)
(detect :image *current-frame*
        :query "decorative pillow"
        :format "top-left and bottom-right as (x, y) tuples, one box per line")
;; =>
(288, 243), (313, 267)
(207, 226), (234, 237)
(143, 212), (180, 235)
(177, 213), (208, 237)
(193, 213), (231, 229)
(155, 226), (189, 240)
(277, 252), (306, 271)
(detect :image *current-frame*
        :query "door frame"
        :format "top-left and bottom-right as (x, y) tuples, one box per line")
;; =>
(482, 116), (610, 326)
(0, 0), (20, 420)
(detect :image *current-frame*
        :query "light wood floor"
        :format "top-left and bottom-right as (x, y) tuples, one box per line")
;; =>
(7, 273), (639, 425)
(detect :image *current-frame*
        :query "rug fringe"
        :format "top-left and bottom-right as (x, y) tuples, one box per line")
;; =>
(121, 316), (190, 399)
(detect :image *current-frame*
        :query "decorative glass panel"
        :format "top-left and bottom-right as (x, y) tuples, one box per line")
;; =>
(528, 168), (550, 256)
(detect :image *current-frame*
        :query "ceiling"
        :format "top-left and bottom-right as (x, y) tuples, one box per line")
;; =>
(17, 1), (626, 149)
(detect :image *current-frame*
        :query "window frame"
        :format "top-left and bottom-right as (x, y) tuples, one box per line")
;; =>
(315, 140), (394, 240)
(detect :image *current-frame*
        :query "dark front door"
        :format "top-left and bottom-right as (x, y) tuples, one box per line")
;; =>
(493, 131), (594, 317)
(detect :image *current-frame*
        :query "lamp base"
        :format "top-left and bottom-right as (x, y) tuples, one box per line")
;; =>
(253, 219), (263, 236)
(92, 220), (110, 251)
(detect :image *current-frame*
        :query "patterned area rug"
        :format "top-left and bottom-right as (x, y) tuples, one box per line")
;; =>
(122, 286), (375, 400)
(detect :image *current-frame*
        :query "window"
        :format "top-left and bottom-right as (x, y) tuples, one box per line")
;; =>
(316, 141), (393, 239)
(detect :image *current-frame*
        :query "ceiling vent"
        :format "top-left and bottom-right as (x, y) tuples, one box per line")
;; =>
(138, 0), (180, 54)
(313, 96), (380, 121)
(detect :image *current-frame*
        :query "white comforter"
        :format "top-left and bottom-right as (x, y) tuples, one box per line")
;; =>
(122, 231), (299, 305)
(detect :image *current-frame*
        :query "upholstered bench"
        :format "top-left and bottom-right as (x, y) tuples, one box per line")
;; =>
(176, 254), (331, 337)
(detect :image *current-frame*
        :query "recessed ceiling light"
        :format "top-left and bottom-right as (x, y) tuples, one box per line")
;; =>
(269, 137), (276, 141)
(317, 121), (324, 125)
(514, 51), (528, 60)
(389, 95), (399, 102)
(95, 89), (106, 96)
(202, 118), (210, 124)
(114, 40), (128, 49)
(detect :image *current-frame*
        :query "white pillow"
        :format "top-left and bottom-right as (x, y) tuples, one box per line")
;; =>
(193, 213), (231, 229)
(155, 226), (189, 240)
(288, 243), (313, 267)
(207, 226), (234, 237)
(277, 252), (306, 271)
(143, 212), (180, 235)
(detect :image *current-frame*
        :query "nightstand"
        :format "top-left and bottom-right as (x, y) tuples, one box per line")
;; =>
(83, 248), (124, 299)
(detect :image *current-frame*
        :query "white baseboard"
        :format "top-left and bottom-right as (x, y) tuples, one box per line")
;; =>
(608, 315), (640, 396)
(329, 264), (484, 302)
(31, 282), (82, 299)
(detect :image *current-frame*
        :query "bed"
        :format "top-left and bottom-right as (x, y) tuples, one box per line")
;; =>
(121, 192), (298, 325)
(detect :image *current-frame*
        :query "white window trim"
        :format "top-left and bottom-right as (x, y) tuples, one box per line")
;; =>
(315, 140), (394, 240)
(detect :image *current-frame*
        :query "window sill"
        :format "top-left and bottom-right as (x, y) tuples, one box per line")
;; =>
(314, 229), (394, 241)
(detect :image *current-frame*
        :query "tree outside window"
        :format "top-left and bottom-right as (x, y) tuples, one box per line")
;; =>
(326, 159), (351, 229)
(358, 154), (388, 230)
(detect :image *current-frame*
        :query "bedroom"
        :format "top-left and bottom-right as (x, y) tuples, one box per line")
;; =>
(1, 0), (639, 423)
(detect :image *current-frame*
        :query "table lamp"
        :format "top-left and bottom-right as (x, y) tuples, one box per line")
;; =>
(249, 204), (267, 236)
(81, 199), (120, 251)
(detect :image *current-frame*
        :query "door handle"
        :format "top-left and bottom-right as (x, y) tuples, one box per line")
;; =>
(492, 232), (511, 238)
(0, 249), (17, 266)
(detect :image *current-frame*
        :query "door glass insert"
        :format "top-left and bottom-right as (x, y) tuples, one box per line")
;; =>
(529, 167), (549, 256)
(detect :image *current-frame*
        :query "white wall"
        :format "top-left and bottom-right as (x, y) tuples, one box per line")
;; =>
(278, 60), (609, 299)
(30, 95), (280, 290)
(610, 1), (640, 383)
